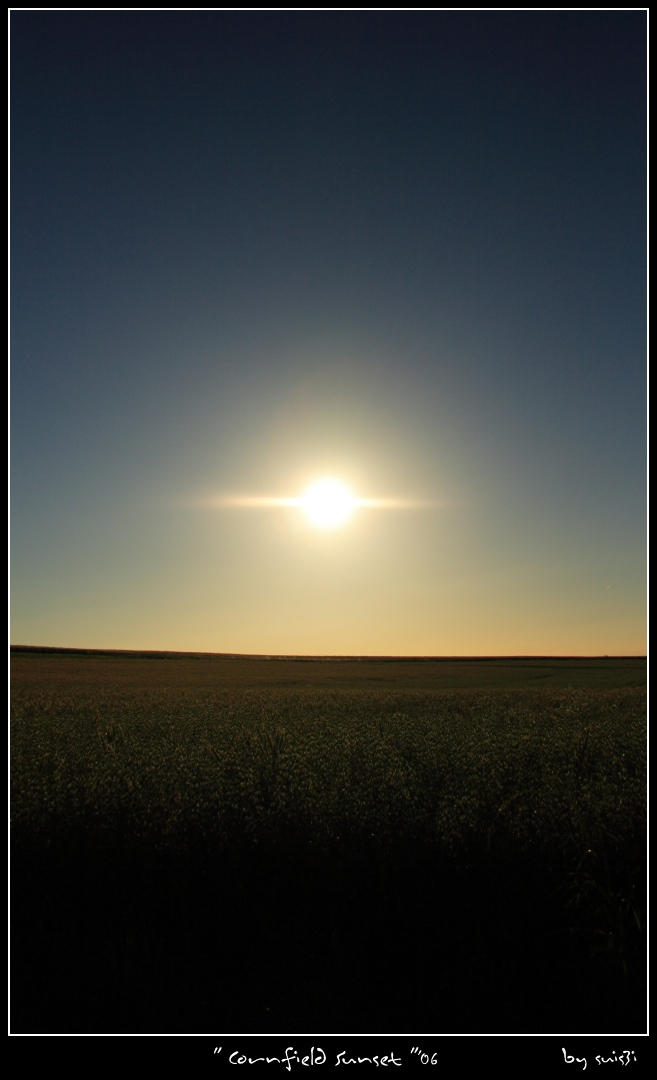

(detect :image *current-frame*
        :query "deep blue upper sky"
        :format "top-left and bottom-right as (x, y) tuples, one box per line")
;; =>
(10, 12), (647, 655)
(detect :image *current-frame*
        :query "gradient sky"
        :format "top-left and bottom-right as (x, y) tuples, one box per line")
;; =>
(10, 11), (647, 656)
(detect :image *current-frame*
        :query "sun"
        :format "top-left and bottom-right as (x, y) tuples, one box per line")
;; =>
(299, 478), (357, 529)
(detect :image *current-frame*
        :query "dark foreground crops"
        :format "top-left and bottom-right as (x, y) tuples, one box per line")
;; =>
(10, 653), (647, 1034)
(12, 829), (646, 1034)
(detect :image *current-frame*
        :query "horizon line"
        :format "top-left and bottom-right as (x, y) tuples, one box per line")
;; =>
(9, 644), (647, 662)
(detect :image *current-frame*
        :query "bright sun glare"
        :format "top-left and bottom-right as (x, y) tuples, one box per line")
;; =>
(300, 478), (357, 529)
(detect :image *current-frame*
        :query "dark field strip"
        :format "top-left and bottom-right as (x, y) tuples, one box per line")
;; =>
(10, 650), (647, 692)
(10, 655), (647, 1034)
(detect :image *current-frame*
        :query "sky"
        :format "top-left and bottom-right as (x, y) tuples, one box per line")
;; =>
(10, 11), (647, 657)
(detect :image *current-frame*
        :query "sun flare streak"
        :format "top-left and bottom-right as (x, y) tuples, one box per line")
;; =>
(198, 481), (433, 527)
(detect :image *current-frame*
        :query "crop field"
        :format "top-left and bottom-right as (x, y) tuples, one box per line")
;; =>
(10, 650), (647, 1035)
